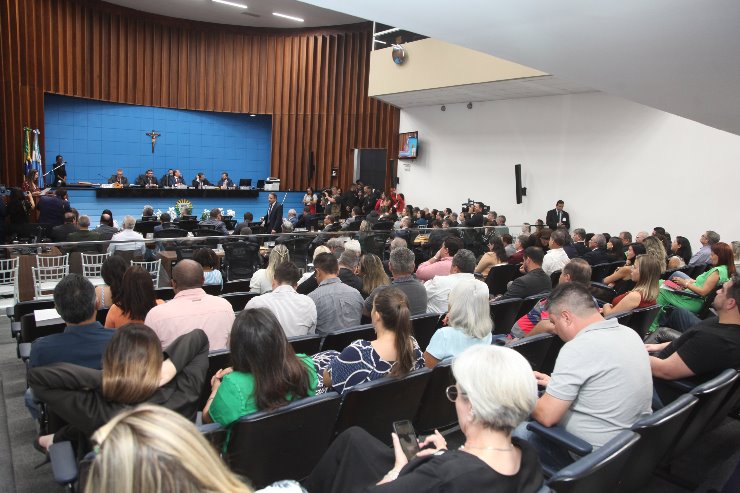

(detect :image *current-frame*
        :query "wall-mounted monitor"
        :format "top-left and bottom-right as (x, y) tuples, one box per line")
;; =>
(398, 131), (418, 159)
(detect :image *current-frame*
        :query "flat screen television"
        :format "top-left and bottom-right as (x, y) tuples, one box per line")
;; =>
(398, 131), (418, 159)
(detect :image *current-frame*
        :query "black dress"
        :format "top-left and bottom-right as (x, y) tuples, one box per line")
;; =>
(303, 427), (544, 493)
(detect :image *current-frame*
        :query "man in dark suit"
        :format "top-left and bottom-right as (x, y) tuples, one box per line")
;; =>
(153, 212), (177, 233)
(135, 169), (158, 187)
(582, 234), (611, 265)
(95, 212), (119, 240)
(108, 169), (129, 185)
(546, 200), (570, 230)
(191, 172), (212, 188)
(264, 192), (283, 234)
(464, 202), (485, 228)
(160, 169), (177, 187)
(501, 246), (552, 300)
(51, 211), (79, 242)
(37, 188), (71, 226)
(564, 228), (589, 258)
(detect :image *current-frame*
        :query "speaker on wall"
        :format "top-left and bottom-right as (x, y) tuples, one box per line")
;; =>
(515, 163), (527, 204)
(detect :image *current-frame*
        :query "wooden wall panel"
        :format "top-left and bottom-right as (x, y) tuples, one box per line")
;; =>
(0, 0), (399, 191)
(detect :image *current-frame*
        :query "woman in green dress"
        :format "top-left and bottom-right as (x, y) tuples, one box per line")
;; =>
(650, 242), (735, 332)
(202, 308), (318, 427)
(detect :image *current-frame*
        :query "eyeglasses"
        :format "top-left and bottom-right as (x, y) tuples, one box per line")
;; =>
(445, 385), (466, 402)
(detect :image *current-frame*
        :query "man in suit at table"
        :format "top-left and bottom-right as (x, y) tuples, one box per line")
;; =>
(263, 192), (283, 234)
(546, 200), (570, 230)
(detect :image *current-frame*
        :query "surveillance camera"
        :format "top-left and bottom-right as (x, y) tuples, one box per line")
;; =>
(467, 102), (473, 109)
(441, 105), (446, 111)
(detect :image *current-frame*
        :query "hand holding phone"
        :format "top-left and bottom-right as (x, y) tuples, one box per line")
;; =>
(393, 420), (420, 461)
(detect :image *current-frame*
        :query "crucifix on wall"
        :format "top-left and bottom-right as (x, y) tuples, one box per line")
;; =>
(145, 130), (161, 153)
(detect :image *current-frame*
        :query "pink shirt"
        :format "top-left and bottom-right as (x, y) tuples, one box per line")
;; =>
(144, 288), (235, 350)
(415, 256), (453, 282)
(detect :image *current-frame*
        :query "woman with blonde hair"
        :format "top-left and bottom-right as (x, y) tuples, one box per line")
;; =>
(602, 254), (661, 316)
(424, 278), (493, 368)
(29, 324), (208, 453)
(358, 253), (390, 297)
(642, 235), (667, 273)
(84, 404), (252, 493)
(249, 244), (290, 294)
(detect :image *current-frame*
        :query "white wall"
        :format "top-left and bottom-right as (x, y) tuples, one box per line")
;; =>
(397, 92), (740, 252)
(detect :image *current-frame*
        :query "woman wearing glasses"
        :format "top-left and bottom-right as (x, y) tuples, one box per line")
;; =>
(304, 344), (544, 492)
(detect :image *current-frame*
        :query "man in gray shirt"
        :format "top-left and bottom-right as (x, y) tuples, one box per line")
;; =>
(514, 282), (652, 469)
(309, 252), (364, 335)
(688, 230), (719, 266)
(364, 247), (427, 316)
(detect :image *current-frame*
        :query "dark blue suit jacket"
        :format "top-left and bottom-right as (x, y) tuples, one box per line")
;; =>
(29, 322), (114, 369)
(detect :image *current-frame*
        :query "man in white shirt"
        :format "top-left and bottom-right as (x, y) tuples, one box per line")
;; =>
(246, 261), (317, 337)
(542, 229), (571, 276)
(424, 249), (477, 314)
(107, 215), (145, 256)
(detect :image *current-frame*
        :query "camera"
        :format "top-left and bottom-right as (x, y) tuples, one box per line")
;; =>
(0, 185), (13, 197)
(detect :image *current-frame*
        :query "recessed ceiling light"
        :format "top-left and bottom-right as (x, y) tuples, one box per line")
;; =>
(273, 12), (304, 22)
(213, 0), (248, 9)
(249, 114), (256, 117)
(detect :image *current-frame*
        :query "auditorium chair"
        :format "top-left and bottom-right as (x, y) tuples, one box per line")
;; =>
(197, 349), (233, 409)
(604, 310), (632, 327)
(516, 292), (549, 319)
(333, 368), (432, 445)
(413, 361), (457, 434)
(508, 333), (556, 372)
(223, 241), (261, 281)
(153, 228), (187, 239)
(225, 393), (342, 488)
(540, 335), (565, 375)
(590, 263), (612, 283)
(589, 282), (617, 304)
(176, 218), (198, 232)
(288, 334), (323, 356)
(550, 269), (562, 288)
(410, 313), (441, 350)
(154, 287), (175, 300)
(320, 323), (375, 352)
(484, 263), (521, 296)
(8, 299), (55, 341)
(95, 307), (109, 326)
(371, 221), (394, 231)
(624, 305), (661, 340)
(133, 220), (160, 236)
(489, 298), (522, 336)
(18, 313), (66, 362)
(222, 279), (251, 294)
(202, 283), (222, 296)
(220, 292), (258, 312)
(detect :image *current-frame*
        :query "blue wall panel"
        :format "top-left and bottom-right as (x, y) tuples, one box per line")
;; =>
(44, 94), (272, 185)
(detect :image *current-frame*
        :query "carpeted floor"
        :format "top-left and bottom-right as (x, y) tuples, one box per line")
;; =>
(0, 315), (738, 492)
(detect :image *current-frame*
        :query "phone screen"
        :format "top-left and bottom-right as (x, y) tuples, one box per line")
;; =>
(393, 420), (420, 461)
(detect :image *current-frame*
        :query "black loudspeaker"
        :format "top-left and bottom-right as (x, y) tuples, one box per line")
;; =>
(515, 164), (527, 204)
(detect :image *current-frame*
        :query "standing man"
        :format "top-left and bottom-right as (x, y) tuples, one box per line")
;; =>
(264, 192), (283, 234)
(546, 200), (570, 230)
(52, 155), (67, 186)
(37, 188), (71, 226)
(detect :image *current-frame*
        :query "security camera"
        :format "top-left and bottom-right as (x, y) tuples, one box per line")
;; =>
(441, 105), (446, 111)
(467, 102), (473, 109)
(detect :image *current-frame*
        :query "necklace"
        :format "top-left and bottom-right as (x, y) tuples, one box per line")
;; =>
(461, 443), (514, 452)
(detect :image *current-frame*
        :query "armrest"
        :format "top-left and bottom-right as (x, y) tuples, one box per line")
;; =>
(11, 321), (21, 338)
(526, 421), (593, 456)
(49, 441), (78, 486)
(19, 342), (31, 361)
(6, 306), (14, 319)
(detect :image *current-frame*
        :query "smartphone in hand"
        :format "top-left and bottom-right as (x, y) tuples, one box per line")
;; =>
(393, 420), (421, 461)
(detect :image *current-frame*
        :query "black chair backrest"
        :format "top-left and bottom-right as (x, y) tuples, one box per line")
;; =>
(320, 324), (375, 352)
(704, 372), (740, 432)
(153, 228), (188, 239)
(551, 269), (562, 288)
(516, 293), (549, 319)
(372, 221), (394, 231)
(13, 299), (56, 322)
(590, 263), (612, 283)
(604, 310), (632, 327)
(20, 313), (66, 343)
(625, 305), (660, 340)
(154, 287), (175, 300)
(413, 361), (456, 434)
(220, 292), (259, 312)
(615, 394), (698, 493)
(509, 333), (555, 372)
(333, 368), (432, 444)
(202, 283), (222, 296)
(288, 334), (323, 356)
(410, 313), (441, 351)
(96, 308), (109, 326)
(345, 220), (362, 231)
(197, 350), (233, 410)
(589, 282), (617, 304)
(133, 221), (160, 235)
(489, 298), (522, 336)
(540, 336), (565, 375)
(223, 241), (261, 281)
(222, 279), (252, 294)
(194, 228), (224, 237)
(485, 263), (521, 296)
(547, 430), (640, 493)
(177, 219), (198, 232)
(227, 393), (342, 489)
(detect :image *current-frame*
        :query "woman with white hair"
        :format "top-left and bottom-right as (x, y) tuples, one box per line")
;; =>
(423, 278), (493, 368)
(304, 344), (544, 492)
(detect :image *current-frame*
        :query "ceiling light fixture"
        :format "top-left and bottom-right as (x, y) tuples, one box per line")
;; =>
(213, 0), (248, 8)
(374, 27), (401, 37)
(273, 12), (304, 22)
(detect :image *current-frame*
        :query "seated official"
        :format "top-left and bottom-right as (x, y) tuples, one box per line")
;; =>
(602, 254), (660, 317)
(30, 325), (209, 454)
(312, 287), (424, 394)
(250, 244), (290, 294)
(417, 236), (463, 282)
(105, 267), (165, 328)
(216, 172), (234, 188)
(198, 208), (228, 235)
(153, 212), (178, 233)
(192, 172), (211, 188)
(108, 169), (129, 185)
(85, 405), (252, 493)
(95, 212), (119, 241)
(304, 344), (544, 493)
(475, 236), (508, 278)
(135, 169), (158, 187)
(202, 308), (317, 432)
(500, 247), (552, 301)
(423, 279), (493, 368)
(160, 169), (177, 187)
(513, 283), (652, 470)
(646, 274), (740, 380)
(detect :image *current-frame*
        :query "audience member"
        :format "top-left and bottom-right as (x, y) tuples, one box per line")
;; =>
(96, 255), (129, 309)
(669, 236), (692, 267)
(509, 259), (592, 340)
(365, 247), (427, 316)
(107, 215), (146, 257)
(619, 231), (632, 246)
(95, 212), (118, 240)
(565, 228), (588, 258)
(603, 242), (647, 289)
(541, 229), (570, 276)
(36, 188), (70, 226)
(358, 253), (390, 298)
(308, 253), (364, 335)
(152, 212), (175, 233)
(305, 344), (543, 492)
(145, 260), (234, 349)
(250, 244), (290, 294)
(105, 266), (165, 328)
(246, 262), (317, 337)
(203, 308), (317, 429)
(602, 254), (660, 316)
(416, 236), (463, 282)
(199, 208), (228, 235)
(734, 241), (740, 272)
(313, 287), (424, 394)
(30, 325), (209, 453)
(581, 233), (610, 265)
(425, 249), (477, 314)
(50, 211), (79, 242)
(690, 231), (722, 266)
(424, 279), (493, 367)
(502, 233), (516, 257)
(67, 215), (102, 250)
(474, 236), (508, 278)
(192, 248), (223, 287)
(501, 247), (552, 300)
(513, 283), (652, 469)
(337, 250), (363, 292)
(233, 212), (254, 235)
(508, 234), (528, 265)
(606, 237), (626, 262)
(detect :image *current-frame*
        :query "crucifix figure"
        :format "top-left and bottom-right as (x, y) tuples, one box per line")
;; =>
(145, 130), (161, 153)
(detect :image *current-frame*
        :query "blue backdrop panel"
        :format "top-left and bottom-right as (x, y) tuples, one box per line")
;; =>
(67, 189), (305, 226)
(43, 94), (272, 185)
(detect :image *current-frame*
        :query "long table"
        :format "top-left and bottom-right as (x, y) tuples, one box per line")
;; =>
(95, 188), (259, 199)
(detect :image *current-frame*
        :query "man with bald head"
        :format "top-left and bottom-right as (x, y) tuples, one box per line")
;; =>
(144, 259), (234, 350)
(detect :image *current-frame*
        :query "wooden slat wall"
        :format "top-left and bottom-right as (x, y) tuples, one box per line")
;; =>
(0, 0), (399, 191)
